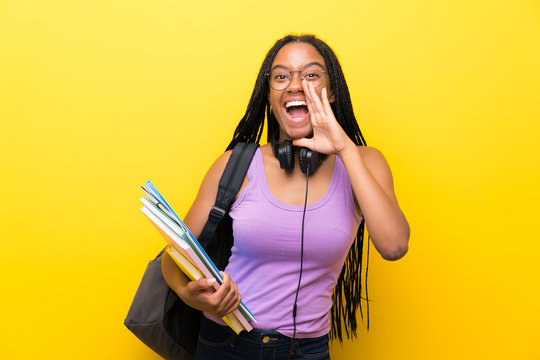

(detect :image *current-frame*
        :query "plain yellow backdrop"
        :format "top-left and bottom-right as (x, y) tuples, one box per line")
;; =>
(1, 0), (539, 359)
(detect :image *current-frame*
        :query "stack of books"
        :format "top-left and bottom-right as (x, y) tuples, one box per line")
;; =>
(139, 181), (255, 334)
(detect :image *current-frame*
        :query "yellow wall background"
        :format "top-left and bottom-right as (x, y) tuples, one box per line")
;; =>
(1, 0), (539, 358)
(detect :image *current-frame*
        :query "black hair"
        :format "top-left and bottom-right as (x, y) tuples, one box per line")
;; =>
(223, 34), (369, 341)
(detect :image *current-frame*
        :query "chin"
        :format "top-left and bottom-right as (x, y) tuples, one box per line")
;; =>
(280, 127), (312, 141)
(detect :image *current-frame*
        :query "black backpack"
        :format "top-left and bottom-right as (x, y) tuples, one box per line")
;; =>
(124, 142), (259, 359)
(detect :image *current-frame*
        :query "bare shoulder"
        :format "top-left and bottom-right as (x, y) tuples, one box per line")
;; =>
(205, 150), (233, 184)
(198, 148), (250, 202)
(193, 150), (234, 205)
(358, 145), (391, 171)
(357, 145), (396, 194)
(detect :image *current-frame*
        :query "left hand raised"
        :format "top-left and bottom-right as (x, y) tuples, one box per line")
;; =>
(292, 81), (355, 155)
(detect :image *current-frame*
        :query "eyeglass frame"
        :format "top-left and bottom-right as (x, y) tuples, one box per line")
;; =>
(266, 64), (328, 91)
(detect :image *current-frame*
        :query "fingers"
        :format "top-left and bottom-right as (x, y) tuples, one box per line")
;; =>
(302, 81), (318, 119)
(321, 87), (332, 113)
(211, 272), (242, 317)
(187, 277), (216, 292)
(292, 137), (314, 149)
(220, 277), (241, 315)
(181, 273), (241, 317)
(302, 81), (331, 125)
(303, 81), (325, 115)
(310, 83), (325, 114)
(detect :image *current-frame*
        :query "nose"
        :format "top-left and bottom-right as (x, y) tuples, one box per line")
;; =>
(287, 71), (303, 92)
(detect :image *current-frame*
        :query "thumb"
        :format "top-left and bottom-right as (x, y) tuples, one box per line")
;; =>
(292, 137), (314, 149)
(187, 277), (216, 292)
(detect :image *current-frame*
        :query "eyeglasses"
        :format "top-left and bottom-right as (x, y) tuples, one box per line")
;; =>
(267, 64), (327, 91)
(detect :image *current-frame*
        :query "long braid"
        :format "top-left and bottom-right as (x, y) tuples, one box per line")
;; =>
(224, 34), (370, 341)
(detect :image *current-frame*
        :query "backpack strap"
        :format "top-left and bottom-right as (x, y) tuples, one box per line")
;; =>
(198, 142), (259, 249)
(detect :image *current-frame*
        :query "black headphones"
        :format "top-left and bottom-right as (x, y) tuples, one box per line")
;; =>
(272, 140), (323, 174)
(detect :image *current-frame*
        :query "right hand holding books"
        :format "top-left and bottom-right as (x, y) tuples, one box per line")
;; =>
(181, 272), (243, 319)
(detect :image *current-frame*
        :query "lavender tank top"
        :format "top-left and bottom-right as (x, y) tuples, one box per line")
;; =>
(205, 149), (361, 338)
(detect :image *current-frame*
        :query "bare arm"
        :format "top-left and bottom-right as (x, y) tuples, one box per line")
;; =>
(161, 150), (242, 317)
(338, 144), (409, 260)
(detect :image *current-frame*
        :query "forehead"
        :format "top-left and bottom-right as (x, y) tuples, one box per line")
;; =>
(271, 42), (327, 70)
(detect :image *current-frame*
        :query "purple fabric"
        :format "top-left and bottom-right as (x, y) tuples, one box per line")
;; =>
(205, 149), (361, 338)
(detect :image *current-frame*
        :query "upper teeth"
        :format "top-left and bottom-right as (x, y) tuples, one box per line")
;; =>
(286, 100), (307, 108)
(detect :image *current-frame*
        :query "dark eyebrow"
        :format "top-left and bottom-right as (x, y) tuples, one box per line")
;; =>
(270, 61), (326, 72)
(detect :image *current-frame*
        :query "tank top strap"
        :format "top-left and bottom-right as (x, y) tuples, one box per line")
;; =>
(246, 148), (264, 186)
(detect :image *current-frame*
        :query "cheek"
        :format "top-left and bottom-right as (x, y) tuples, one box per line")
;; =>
(268, 92), (281, 112)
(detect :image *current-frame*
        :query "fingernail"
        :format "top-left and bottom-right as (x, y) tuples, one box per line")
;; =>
(207, 278), (216, 284)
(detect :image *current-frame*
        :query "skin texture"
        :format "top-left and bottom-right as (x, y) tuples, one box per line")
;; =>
(161, 41), (410, 319)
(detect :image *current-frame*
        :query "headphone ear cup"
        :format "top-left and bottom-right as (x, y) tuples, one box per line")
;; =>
(274, 140), (294, 171)
(284, 142), (294, 170)
(273, 141), (323, 174)
(298, 147), (311, 174)
(299, 147), (321, 174)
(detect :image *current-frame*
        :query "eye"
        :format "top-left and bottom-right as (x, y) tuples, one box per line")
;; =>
(271, 71), (290, 83)
(304, 72), (320, 79)
(302, 67), (323, 81)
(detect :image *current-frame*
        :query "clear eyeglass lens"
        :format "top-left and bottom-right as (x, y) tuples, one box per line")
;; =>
(269, 65), (324, 91)
(269, 69), (292, 91)
(301, 65), (323, 86)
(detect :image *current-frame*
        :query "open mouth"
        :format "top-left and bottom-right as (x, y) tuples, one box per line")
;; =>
(285, 100), (309, 122)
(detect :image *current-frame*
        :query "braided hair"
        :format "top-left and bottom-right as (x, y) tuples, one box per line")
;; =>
(225, 34), (370, 341)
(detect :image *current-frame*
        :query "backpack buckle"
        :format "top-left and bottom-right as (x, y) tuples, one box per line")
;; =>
(209, 205), (226, 224)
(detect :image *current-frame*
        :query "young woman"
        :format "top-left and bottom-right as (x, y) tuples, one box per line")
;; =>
(162, 34), (410, 360)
